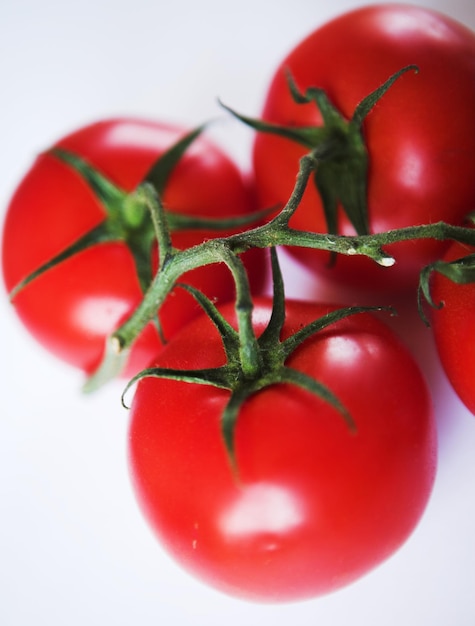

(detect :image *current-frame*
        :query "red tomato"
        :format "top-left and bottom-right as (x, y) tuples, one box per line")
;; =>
(253, 4), (475, 291)
(431, 239), (475, 415)
(128, 298), (436, 602)
(2, 118), (266, 377)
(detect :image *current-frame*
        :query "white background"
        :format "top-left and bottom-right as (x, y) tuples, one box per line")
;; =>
(1, 1), (475, 624)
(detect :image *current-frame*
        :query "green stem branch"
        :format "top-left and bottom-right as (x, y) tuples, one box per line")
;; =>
(86, 155), (475, 389)
(218, 248), (262, 379)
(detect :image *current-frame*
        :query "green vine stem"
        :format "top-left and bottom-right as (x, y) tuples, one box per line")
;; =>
(84, 151), (475, 391)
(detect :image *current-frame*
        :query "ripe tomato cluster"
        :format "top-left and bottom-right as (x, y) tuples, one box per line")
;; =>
(2, 3), (475, 605)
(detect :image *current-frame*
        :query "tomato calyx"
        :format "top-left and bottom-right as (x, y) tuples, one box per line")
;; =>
(418, 252), (475, 323)
(123, 247), (390, 470)
(221, 65), (418, 241)
(8, 125), (266, 303)
(418, 215), (475, 321)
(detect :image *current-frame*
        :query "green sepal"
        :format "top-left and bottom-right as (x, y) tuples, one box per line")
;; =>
(350, 65), (419, 127)
(256, 247), (286, 346)
(49, 149), (157, 295)
(175, 282), (241, 360)
(219, 99), (326, 150)
(51, 148), (127, 212)
(166, 205), (274, 232)
(121, 364), (233, 409)
(142, 123), (270, 232)
(278, 366), (355, 432)
(434, 253), (475, 285)
(418, 253), (475, 324)
(118, 284), (243, 408)
(9, 222), (118, 301)
(143, 124), (208, 194)
(222, 65), (418, 239)
(220, 386), (254, 474)
(285, 66), (417, 238)
(281, 304), (395, 359)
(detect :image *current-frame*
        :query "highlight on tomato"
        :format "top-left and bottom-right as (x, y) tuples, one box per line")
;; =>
(1, 118), (267, 379)
(128, 290), (437, 603)
(250, 4), (475, 292)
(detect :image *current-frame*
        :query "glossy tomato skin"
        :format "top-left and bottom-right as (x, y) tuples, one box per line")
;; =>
(431, 240), (475, 415)
(2, 118), (266, 377)
(253, 4), (475, 291)
(129, 298), (436, 602)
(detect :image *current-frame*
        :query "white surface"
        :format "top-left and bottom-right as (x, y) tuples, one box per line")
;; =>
(1, 1), (475, 625)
